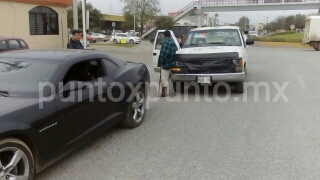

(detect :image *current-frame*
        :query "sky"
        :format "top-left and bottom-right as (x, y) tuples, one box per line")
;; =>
(86, 0), (319, 24)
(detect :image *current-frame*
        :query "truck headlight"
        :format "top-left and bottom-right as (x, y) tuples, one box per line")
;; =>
(233, 58), (243, 72)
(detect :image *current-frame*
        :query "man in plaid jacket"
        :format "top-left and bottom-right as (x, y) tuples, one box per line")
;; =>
(157, 30), (177, 97)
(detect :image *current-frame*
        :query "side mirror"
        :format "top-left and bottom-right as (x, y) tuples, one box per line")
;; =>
(246, 38), (254, 45)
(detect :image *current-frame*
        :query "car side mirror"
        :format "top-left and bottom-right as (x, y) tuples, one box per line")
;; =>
(246, 38), (254, 45)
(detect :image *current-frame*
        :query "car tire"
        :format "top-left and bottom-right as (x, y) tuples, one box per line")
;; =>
(113, 39), (118, 43)
(129, 40), (134, 44)
(98, 38), (102, 42)
(121, 87), (146, 128)
(172, 82), (183, 93)
(150, 39), (154, 43)
(235, 82), (244, 93)
(0, 138), (34, 180)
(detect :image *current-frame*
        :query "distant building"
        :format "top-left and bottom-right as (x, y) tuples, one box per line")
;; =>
(0, 0), (72, 49)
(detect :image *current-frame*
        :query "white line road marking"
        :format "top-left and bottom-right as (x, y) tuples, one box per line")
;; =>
(297, 75), (307, 88)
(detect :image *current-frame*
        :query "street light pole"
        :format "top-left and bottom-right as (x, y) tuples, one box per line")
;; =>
(82, 0), (86, 48)
(134, 0), (135, 33)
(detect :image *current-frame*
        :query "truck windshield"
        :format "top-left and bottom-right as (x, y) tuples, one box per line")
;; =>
(183, 29), (243, 48)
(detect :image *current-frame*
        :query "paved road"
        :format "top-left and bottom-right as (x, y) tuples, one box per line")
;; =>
(36, 42), (320, 179)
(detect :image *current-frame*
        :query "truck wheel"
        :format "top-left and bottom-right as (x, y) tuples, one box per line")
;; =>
(173, 82), (182, 93)
(316, 42), (320, 51)
(235, 82), (244, 93)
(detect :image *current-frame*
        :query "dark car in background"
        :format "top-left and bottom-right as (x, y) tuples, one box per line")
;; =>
(0, 49), (150, 179)
(0, 35), (29, 53)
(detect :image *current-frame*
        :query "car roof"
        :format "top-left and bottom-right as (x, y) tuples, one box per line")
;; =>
(0, 49), (108, 62)
(0, 35), (24, 41)
(190, 26), (240, 31)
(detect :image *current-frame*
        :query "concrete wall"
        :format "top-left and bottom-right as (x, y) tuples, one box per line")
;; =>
(0, 1), (68, 49)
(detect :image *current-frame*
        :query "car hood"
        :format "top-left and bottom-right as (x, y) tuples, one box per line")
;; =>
(177, 46), (244, 56)
(0, 97), (39, 116)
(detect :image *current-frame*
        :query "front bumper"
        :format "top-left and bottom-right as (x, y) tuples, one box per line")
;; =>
(171, 73), (245, 82)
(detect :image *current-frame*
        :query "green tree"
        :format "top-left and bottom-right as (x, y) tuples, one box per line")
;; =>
(294, 14), (306, 29)
(121, 0), (161, 35)
(67, 1), (104, 30)
(284, 15), (295, 30)
(121, 12), (140, 32)
(235, 16), (250, 31)
(154, 16), (174, 29)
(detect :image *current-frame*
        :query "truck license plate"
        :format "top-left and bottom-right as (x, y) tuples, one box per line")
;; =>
(197, 77), (211, 83)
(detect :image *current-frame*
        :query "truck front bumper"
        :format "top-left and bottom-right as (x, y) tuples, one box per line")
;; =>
(171, 73), (246, 82)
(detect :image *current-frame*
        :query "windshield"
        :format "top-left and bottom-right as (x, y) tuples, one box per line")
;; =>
(0, 59), (59, 95)
(183, 29), (243, 48)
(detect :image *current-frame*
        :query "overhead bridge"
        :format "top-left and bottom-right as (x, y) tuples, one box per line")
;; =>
(141, 0), (320, 38)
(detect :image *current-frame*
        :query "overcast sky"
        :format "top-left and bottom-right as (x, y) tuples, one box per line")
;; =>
(87, 0), (318, 24)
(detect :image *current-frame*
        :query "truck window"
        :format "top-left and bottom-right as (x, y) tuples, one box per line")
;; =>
(155, 32), (165, 50)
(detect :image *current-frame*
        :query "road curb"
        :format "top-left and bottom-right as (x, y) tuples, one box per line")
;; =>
(253, 41), (311, 49)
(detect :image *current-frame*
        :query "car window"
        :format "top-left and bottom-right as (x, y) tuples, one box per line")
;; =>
(62, 59), (106, 85)
(0, 41), (7, 51)
(19, 40), (27, 48)
(155, 32), (165, 50)
(0, 59), (59, 93)
(8, 40), (20, 50)
(103, 59), (119, 76)
(184, 29), (243, 47)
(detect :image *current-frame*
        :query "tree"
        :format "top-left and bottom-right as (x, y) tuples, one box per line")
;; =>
(121, 12), (136, 32)
(284, 15), (295, 30)
(67, 1), (104, 30)
(294, 14), (306, 29)
(154, 16), (174, 29)
(235, 16), (250, 31)
(121, 0), (161, 35)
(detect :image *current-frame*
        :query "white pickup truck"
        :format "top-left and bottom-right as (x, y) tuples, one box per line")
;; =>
(301, 16), (320, 51)
(152, 26), (254, 93)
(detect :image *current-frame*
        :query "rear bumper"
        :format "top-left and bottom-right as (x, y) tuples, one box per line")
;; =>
(171, 73), (245, 82)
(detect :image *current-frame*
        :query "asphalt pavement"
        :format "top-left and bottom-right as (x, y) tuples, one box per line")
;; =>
(35, 41), (320, 179)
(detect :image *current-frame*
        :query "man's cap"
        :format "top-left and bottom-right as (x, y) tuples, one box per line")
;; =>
(164, 30), (171, 37)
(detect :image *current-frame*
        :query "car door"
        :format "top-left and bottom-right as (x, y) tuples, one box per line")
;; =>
(54, 59), (115, 152)
(152, 30), (180, 72)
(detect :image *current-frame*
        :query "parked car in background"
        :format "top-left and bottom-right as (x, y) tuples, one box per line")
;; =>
(80, 39), (90, 48)
(110, 33), (141, 44)
(90, 33), (108, 42)
(81, 33), (96, 43)
(0, 35), (29, 53)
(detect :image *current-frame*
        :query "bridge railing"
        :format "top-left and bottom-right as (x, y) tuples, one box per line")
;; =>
(142, 0), (320, 36)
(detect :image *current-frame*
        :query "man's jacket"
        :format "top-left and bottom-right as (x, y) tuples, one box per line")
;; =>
(67, 38), (84, 49)
(157, 37), (177, 70)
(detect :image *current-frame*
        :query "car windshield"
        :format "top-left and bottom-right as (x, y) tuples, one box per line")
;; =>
(183, 29), (243, 48)
(0, 59), (59, 95)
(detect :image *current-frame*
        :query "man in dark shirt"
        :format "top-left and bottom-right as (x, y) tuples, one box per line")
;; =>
(67, 30), (84, 49)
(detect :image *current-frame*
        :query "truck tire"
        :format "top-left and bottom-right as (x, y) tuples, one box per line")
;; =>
(235, 82), (244, 93)
(316, 42), (320, 51)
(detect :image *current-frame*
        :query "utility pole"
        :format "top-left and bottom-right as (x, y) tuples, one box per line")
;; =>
(73, 0), (78, 30)
(134, 0), (135, 33)
(245, 16), (246, 31)
(82, 0), (86, 48)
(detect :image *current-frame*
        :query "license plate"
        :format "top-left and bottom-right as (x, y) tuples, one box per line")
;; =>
(197, 77), (211, 83)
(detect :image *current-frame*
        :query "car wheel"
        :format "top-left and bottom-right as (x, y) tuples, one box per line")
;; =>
(235, 82), (244, 93)
(113, 39), (117, 43)
(98, 38), (102, 42)
(129, 40), (134, 44)
(172, 82), (183, 93)
(121, 87), (146, 128)
(0, 138), (34, 180)
(150, 39), (154, 43)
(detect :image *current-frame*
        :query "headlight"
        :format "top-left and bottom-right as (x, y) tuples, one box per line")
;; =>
(233, 58), (243, 72)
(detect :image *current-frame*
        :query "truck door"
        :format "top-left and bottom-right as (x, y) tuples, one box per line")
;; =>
(152, 30), (180, 73)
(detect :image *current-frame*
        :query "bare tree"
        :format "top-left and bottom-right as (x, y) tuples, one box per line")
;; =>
(121, 0), (161, 34)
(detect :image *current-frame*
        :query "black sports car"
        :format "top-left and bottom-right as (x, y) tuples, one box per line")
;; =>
(0, 50), (150, 179)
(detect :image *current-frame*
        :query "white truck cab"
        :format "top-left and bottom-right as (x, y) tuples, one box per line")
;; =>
(302, 16), (320, 50)
(152, 27), (254, 93)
